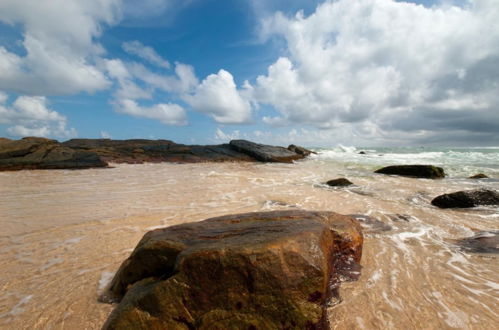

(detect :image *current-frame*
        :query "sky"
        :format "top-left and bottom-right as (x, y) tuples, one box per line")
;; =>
(0, 0), (498, 147)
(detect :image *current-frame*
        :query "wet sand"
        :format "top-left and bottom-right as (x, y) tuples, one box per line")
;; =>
(0, 161), (498, 329)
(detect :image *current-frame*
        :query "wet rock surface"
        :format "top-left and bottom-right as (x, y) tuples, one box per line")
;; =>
(431, 189), (499, 208)
(375, 165), (445, 179)
(102, 210), (363, 330)
(229, 139), (305, 163)
(0, 137), (107, 170)
(326, 178), (354, 187)
(454, 231), (499, 253)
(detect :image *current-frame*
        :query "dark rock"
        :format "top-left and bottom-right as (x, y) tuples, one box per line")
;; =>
(469, 173), (489, 179)
(358, 151), (366, 155)
(0, 137), (107, 171)
(454, 231), (499, 253)
(102, 210), (363, 330)
(348, 214), (392, 233)
(375, 165), (445, 179)
(229, 140), (305, 163)
(65, 139), (305, 164)
(287, 144), (316, 156)
(431, 189), (499, 208)
(326, 178), (354, 187)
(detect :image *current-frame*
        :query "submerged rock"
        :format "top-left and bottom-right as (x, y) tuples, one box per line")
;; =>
(431, 189), (499, 208)
(0, 137), (107, 170)
(469, 173), (489, 179)
(348, 214), (392, 233)
(229, 139), (305, 163)
(288, 144), (315, 156)
(102, 210), (363, 330)
(326, 178), (354, 187)
(375, 165), (445, 179)
(454, 231), (499, 253)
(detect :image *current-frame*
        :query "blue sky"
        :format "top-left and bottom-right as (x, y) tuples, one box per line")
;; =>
(1, 0), (498, 147)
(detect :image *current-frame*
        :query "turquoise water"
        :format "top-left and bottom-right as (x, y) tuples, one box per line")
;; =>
(310, 145), (499, 179)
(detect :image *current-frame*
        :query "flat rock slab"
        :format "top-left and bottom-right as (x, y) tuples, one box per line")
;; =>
(431, 189), (499, 208)
(375, 165), (445, 179)
(102, 210), (363, 330)
(230, 139), (305, 163)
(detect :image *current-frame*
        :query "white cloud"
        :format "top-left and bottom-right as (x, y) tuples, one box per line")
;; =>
(122, 40), (170, 69)
(252, 0), (499, 143)
(214, 128), (240, 141)
(184, 70), (252, 124)
(114, 99), (187, 125)
(0, 94), (77, 138)
(0, 0), (121, 95)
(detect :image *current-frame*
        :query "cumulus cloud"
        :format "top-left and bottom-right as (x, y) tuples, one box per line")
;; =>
(252, 0), (499, 143)
(122, 40), (170, 69)
(184, 70), (252, 124)
(114, 99), (187, 125)
(0, 93), (77, 138)
(0, 0), (121, 95)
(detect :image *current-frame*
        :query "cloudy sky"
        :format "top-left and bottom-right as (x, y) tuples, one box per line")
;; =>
(0, 0), (498, 146)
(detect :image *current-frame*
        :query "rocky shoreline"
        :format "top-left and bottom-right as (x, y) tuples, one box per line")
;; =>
(0, 137), (313, 171)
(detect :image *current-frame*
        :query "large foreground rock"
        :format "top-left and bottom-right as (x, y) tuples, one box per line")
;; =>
(102, 210), (363, 329)
(375, 165), (445, 179)
(0, 137), (107, 170)
(431, 189), (499, 208)
(230, 139), (305, 163)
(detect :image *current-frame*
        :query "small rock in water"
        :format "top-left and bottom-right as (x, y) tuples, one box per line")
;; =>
(431, 189), (499, 208)
(375, 165), (445, 179)
(349, 214), (392, 233)
(358, 151), (366, 155)
(454, 231), (499, 253)
(102, 210), (363, 330)
(326, 178), (354, 187)
(469, 173), (489, 179)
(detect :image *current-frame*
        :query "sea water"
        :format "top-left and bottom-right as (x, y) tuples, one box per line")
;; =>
(0, 146), (497, 329)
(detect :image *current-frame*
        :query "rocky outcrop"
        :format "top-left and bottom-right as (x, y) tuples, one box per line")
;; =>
(375, 165), (445, 179)
(0, 137), (107, 170)
(1, 138), (312, 170)
(102, 210), (363, 330)
(288, 144), (315, 156)
(469, 173), (489, 179)
(229, 140), (306, 163)
(63, 139), (256, 164)
(326, 178), (353, 187)
(454, 231), (498, 253)
(431, 189), (499, 208)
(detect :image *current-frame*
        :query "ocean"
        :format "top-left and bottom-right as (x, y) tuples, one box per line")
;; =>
(0, 146), (498, 329)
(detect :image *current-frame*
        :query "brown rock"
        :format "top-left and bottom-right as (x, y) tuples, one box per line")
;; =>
(375, 165), (445, 179)
(102, 210), (363, 330)
(431, 189), (499, 208)
(469, 173), (489, 179)
(0, 137), (107, 170)
(326, 178), (353, 187)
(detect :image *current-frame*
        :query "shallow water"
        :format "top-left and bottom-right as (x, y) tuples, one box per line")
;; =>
(0, 157), (498, 329)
